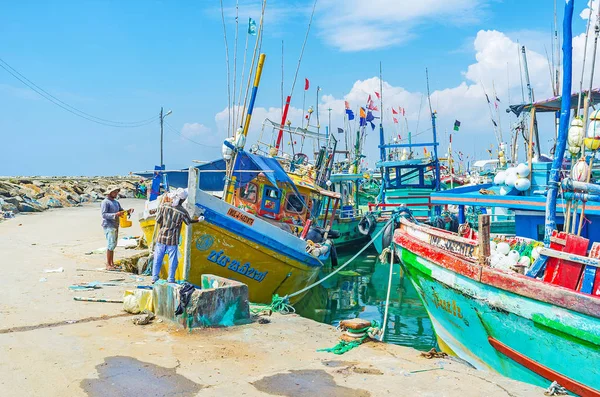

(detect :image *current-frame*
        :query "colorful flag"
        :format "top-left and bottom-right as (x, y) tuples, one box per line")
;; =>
(392, 108), (398, 115)
(248, 18), (257, 35)
(453, 120), (461, 131)
(495, 96), (501, 102)
(345, 100), (350, 109)
(345, 109), (355, 120)
(424, 147), (428, 155)
(366, 111), (377, 130)
(304, 78), (310, 91)
(492, 119), (498, 127)
(393, 117), (398, 124)
(485, 93), (490, 103)
(370, 105), (379, 111)
(375, 91), (380, 99)
(359, 107), (366, 127)
(337, 127), (344, 134)
(494, 101), (498, 110)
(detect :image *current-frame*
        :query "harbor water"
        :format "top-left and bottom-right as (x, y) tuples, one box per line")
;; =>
(295, 247), (437, 351)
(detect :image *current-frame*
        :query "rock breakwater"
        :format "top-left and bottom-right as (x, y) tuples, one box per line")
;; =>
(0, 177), (141, 219)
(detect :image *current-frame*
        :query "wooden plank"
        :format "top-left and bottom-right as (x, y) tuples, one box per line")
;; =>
(540, 247), (600, 269)
(478, 214), (491, 266)
(394, 231), (483, 281)
(543, 232), (588, 290)
(487, 337), (600, 397)
(579, 243), (600, 294)
(481, 266), (600, 318)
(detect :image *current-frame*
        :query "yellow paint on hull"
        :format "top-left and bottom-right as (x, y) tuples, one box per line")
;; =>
(140, 217), (320, 304)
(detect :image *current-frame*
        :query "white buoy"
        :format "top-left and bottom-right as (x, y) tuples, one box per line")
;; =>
(505, 172), (518, 188)
(588, 117), (600, 138)
(222, 137), (235, 160)
(497, 242), (510, 255)
(234, 128), (246, 148)
(490, 241), (497, 252)
(508, 250), (520, 262)
(515, 177), (531, 191)
(518, 256), (531, 268)
(568, 118), (585, 147)
(572, 158), (590, 182)
(494, 171), (507, 185)
(515, 163), (530, 178)
(531, 246), (542, 260)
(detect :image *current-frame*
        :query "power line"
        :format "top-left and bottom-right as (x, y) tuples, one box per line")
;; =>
(0, 57), (159, 127)
(164, 121), (220, 148)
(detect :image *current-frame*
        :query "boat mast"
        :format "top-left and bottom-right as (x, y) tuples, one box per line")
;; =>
(379, 62), (385, 163)
(426, 68), (441, 192)
(521, 46), (542, 157)
(544, 0), (574, 244)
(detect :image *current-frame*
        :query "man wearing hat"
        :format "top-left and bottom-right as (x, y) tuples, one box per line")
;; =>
(101, 186), (134, 270)
(152, 188), (197, 283)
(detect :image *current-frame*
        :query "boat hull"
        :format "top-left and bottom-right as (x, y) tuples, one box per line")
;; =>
(395, 239), (600, 394)
(140, 212), (321, 304)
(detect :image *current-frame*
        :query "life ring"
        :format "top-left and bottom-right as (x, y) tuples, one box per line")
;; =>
(358, 214), (375, 236)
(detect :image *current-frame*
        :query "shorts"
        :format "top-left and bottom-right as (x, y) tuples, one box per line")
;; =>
(104, 227), (118, 251)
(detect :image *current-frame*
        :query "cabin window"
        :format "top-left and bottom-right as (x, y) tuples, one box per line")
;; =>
(240, 183), (258, 203)
(261, 186), (281, 214)
(285, 194), (307, 214)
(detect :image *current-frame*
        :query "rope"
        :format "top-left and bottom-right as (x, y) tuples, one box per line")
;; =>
(285, 218), (394, 300)
(318, 320), (380, 355)
(379, 244), (394, 341)
(250, 294), (295, 315)
(288, 0), (318, 97)
(219, 0), (232, 138)
(232, 0), (239, 132)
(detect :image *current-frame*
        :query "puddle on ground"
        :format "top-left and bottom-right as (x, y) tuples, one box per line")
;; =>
(252, 369), (370, 397)
(81, 356), (202, 397)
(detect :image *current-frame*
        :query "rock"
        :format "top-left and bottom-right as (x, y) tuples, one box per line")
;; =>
(1, 202), (18, 213)
(18, 202), (42, 213)
(32, 180), (46, 188)
(39, 196), (63, 208)
(4, 196), (23, 206)
(18, 179), (33, 185)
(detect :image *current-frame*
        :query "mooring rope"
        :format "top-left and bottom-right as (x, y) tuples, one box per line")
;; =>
(285, 218), (394, 300)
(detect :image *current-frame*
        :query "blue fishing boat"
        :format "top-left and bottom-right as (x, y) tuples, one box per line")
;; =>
(363, 79), (442, 254)
(393, 3), (600, 394)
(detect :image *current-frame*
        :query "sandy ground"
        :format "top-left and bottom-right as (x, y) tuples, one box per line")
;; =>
(0, 201), (544, 396)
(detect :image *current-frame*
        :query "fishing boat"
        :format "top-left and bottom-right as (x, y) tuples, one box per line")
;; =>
(363, 76), (442, 254)
(138, 51), (343, 304)
(325, 172), (369, 248)
(393, 3), (600, 394)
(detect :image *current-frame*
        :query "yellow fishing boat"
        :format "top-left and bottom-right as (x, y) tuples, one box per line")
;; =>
(139, 151), (340, 304)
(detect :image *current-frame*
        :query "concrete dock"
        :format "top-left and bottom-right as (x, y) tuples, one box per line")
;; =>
(0, 200), (544, 396)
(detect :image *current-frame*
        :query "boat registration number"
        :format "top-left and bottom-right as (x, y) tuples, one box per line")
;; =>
(227, 207), (255, 226)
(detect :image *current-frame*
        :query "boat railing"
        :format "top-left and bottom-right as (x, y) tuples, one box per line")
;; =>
(368, 195), (433, 212)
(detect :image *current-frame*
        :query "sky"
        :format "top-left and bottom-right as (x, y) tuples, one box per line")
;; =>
(0, 0), (599, 176)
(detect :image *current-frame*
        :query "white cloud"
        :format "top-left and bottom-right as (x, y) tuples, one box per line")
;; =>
(181, 122), (211, 139)
(317, 0), (487, 51)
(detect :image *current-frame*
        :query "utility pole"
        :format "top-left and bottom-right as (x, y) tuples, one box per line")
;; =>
(160, 107), (164, 167)
(159, 107), (173, 167)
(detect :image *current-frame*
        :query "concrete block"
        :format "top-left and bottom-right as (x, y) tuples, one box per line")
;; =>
(153, 275), (250, 329)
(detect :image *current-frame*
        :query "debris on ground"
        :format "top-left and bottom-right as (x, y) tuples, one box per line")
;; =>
(44, 267), (64, 273)
(132, 310), (155, 325)
(258, 318), (271, 324)
(544, 381), (568, 396)
(420, 348), (448, 359)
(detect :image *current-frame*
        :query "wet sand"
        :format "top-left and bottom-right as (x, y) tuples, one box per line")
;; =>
(0, 201), (544, 396)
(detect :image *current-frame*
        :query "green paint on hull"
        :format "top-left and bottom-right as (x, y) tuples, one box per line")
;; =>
(532, 313), (600, 347)
(400, 247), (432, 278)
